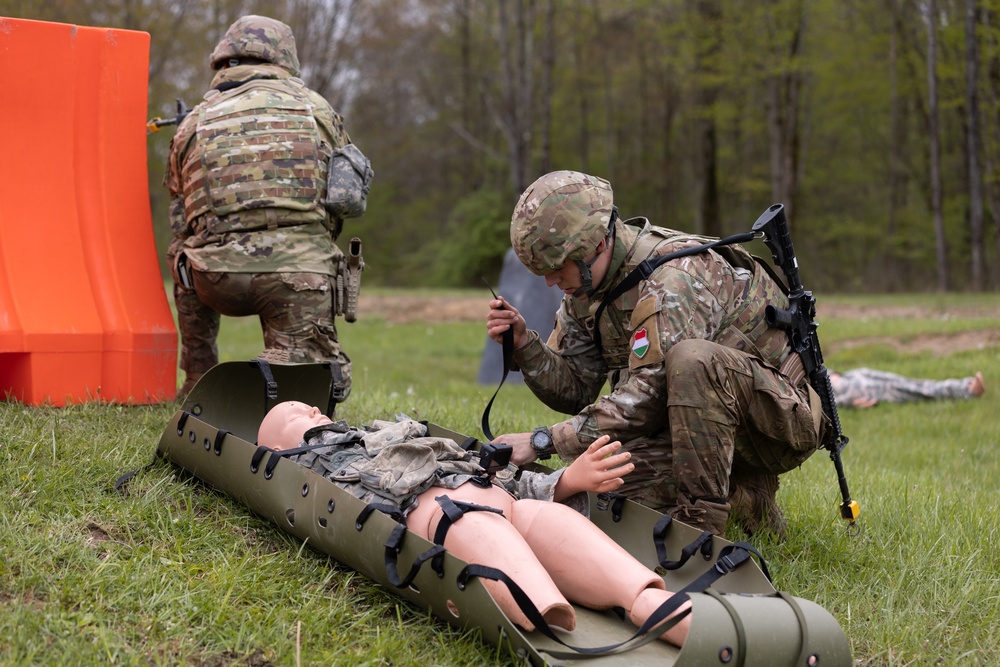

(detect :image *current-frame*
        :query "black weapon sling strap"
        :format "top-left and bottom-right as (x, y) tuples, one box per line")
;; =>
(591, 230), (759, 350)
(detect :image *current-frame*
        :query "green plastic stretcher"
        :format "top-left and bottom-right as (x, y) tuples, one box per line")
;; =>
(155, 360), (852, 666)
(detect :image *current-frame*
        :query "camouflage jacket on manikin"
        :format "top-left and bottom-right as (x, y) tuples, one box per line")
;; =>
(287, 418), (587, 516)
(166, 63), (351, 275)
(833, 368), (976, 407)
(513, 217), (793, 459)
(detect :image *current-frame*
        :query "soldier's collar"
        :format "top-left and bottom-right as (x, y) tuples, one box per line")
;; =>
(587, 218), (641, 301)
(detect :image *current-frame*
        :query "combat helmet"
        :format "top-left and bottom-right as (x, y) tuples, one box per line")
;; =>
(510, 170), (617, 297)
(210, 15), (301, 76)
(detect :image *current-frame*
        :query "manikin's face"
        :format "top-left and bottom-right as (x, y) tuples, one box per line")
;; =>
(257, 401), (332, 450)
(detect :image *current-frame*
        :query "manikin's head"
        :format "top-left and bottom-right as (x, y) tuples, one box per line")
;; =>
(258, 401), (332, 450)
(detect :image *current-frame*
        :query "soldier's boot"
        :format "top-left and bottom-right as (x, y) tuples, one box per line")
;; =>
(668, 497), (730, 537)
(178, 372), (203, 399)
(728, 473), (788, 540)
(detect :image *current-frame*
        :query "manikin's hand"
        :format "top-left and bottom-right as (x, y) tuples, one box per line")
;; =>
(493, 432), (535, 465)
(852, 397), (878, 408)
(486, 297), (530, 350)
(553, 435), (633, 502)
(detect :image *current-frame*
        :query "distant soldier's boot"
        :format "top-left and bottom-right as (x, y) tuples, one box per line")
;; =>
(668, 496), (730, 537)
(178, 372), (203, 399)
(728, 473), (787, 540)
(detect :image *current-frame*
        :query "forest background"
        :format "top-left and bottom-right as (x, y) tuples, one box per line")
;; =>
(4, 0), (1000, 293)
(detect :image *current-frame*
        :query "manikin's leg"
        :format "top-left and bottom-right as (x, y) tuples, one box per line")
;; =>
(510, 499), (690, 646)
(405, 484), (575, 631)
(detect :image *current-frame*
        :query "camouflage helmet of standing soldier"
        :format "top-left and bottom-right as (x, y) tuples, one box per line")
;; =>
(209, 15), (301, 76)
(510, 170), (617, 297)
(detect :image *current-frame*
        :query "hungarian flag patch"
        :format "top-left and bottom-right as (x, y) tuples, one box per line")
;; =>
(631, 328), (649, 358)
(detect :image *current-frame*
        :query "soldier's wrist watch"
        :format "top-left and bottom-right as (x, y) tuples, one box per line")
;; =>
(530, 426), (554, 460)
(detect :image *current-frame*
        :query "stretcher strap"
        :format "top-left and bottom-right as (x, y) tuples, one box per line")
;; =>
(652, 516), (772, 582)
(779, 591), (815, 666)
(382, 523), (445, 588)
(706, 588), (748, 667)
(653, 515), (714, 571)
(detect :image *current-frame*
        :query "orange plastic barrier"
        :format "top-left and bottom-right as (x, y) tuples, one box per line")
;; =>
(0, 17), (177, 406)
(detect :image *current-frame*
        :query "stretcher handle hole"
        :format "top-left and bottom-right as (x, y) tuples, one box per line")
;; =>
(203, 438), (211, 451)
(301, 483), (309, 497)
(318, 517), (327, 528)
(285, 509), (295, 526)
(446, 600), (460, 619)
(327, 499), (336, 513)
(719, 646), (733, 663)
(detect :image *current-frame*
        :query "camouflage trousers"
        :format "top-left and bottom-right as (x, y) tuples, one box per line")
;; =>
(174, 268), (351, 399)
(615, 339), (826, 522)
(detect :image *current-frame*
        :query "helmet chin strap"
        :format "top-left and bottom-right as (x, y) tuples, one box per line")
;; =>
(572, 209), (618, 299)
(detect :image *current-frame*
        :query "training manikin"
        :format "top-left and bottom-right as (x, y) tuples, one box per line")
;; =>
(257, 401), (691, 646)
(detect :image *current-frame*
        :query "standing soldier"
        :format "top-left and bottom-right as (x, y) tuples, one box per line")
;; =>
(486, 171), (829, 538)
(166, 15), (366, 400)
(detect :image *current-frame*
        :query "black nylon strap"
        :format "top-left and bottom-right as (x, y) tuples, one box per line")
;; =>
(480, 308), (513, 442)
(592, 231), (758, 350)
(382, 523), (446, 588)
(431, 496), (506, 547)
(659, 529), (714, 571)
(458, 563), (691, 657)
(251, 358), (279, 403)
(458, 540), (764, 661)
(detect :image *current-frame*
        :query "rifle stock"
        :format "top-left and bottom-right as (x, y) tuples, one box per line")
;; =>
(752, 204), (859, 525)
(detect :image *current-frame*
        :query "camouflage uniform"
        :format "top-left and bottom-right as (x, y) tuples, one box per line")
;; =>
(165, 15), (352, 398)
(833, 368), (976, 407)
(289, 418), (583, 516)
(509, 171), (828, 536)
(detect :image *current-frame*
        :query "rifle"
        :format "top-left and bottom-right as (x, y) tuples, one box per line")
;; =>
(752, 204), (860, 527)
(146, 99), (191, 134)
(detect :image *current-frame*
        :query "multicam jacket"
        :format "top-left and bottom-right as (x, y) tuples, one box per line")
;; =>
(289, 418), (580, 516)
(166, 64), (351, 275)
(513, 217), (794, 459)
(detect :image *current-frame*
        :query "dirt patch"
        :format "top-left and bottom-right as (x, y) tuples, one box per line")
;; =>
(358, 294), (999, 355)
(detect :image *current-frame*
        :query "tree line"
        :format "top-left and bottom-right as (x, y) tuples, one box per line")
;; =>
(6, 0), (1000, 292)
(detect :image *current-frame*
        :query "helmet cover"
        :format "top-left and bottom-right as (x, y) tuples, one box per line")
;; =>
(510, 170), (614, 275)
(210, 15), (301, 76)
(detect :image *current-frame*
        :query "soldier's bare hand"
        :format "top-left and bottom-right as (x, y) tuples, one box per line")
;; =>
(486, 297), (529, 349)
(492, 431), (535, 465)
(556, 435), (633, 500)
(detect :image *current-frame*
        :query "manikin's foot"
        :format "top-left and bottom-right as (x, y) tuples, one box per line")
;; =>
(971, 372), (985, 397)
(628, 587), (690, 647)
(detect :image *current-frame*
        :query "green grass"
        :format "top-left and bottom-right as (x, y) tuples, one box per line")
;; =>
(2, 292), (999, 665)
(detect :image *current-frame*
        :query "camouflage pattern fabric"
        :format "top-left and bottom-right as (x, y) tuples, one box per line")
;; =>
(513, 216), (826, 534)
(173, 265), (351, 398)
(164, 16), (355, 390)
(166, 63), (350, 274)
(192, 78), (325, 222)
(833, 368), (975, 407)
(290, 419), (576, 514)
(209, 15), (301, 75)
(510, 170), (614, 275)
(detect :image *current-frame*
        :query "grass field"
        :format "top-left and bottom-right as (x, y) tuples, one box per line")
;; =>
(2, 289), (999, 666)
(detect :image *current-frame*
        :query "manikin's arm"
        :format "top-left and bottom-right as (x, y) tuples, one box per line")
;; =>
(552, 435), (633, 502)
